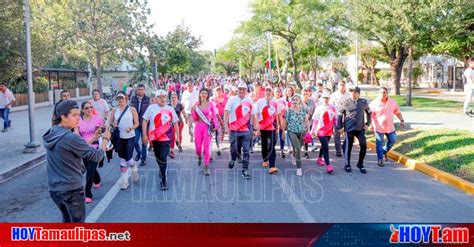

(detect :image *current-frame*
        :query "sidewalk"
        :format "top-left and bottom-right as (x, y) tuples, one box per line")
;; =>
(0, 97), (91, 182)
(400, 107), (474, 131)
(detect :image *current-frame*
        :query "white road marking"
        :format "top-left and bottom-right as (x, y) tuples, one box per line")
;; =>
(86, 171), (130, 223)
(276, 175), (316, 223)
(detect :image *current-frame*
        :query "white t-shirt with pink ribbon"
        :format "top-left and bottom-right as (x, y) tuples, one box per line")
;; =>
(225, 96), (253, 132)
(253, 98), (281, 131)
(143, 104), (179, 142)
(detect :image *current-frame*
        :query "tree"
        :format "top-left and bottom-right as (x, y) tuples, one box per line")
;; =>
(39, 0), (152, 93)
(360, 46), (386, 86)
(227, 31), (265, 79)
(297, 0), (349, 82)
(244, 0), (314, 88)
(215, 45), (239, 76)
(431, 2), (474, 65)
(347, 0), (457, 95)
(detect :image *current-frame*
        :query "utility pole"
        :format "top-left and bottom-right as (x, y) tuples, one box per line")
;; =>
(23, 0), (40, 153)
(267, 32), (272, 81)
(355, 33), (359, 85)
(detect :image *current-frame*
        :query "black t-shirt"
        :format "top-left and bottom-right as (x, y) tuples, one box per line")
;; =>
(173, 103), (184, 122)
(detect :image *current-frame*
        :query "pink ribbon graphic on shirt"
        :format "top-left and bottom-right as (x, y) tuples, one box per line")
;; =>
(259, 102), (277, 130)
(149, 109), (173, 141)
(232, 101), (252, 131)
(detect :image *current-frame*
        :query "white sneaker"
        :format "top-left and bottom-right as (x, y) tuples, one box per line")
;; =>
(120, 175), (129, 190)
(131, 166), (139, 182)
(291, 155), (296, 166)
(296, 168), (303, 177)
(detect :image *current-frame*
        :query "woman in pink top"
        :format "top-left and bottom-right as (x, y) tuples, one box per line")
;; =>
(77, 102), (105, 203)
(210, 87), (228, 155)
(310, 90), (337, 174)
(192, 88), (218, 176)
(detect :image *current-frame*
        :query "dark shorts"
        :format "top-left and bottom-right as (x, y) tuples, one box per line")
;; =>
(117, 137), (135, 161)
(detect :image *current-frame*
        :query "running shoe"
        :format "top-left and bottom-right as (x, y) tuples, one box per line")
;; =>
(262, 161), (269, 168)
(268, 167), (278, 175)
(85, 197), (93, 203)
(326, 164), (334, 174)
(228, 160), (235, 169)
(93, 183), (101, 189)
(241, 170), (251, 180)
(296, 168), (303, 177)
(317, 158), (325, 166)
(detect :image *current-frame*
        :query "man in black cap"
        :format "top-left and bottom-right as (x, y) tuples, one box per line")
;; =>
(43, 100), (111, 222)
(337, 85), (371, 174)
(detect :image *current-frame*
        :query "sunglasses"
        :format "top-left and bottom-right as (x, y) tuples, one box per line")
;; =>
(84, 106), (94, 110)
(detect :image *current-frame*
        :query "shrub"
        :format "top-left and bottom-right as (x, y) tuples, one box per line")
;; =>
(376, 70), (391, 81)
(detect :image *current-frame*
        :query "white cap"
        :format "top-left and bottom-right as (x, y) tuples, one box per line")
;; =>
(237, 82), (247, 89)
(321, 90), (331, 98)
(156, 90), (167, 96)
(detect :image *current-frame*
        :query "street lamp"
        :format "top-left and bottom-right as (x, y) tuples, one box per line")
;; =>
(23, 0), (40, 153)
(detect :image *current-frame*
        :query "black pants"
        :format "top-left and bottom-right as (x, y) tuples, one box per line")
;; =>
(83, 159), (101, 198)
(344, 130), (367, 166)
(260, 130), (277, 168)
(152, 140), (170, 182)
(50, 188), (85, 223)
(318, 136), (332, 165)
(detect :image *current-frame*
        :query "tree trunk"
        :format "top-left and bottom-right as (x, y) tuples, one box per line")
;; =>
(370, 68), (379, 86)
(96, 50), (103, 94)
(313, 56), (318, 82)
(406, 46), (413, 106)
(289, 42), (301, 89)
(282, 59), (288, 81)
(389, 47), (407, 95)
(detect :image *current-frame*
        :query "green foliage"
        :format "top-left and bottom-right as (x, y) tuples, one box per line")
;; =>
(376, 70), (391, 81)
(6, 77), (49, 94)
(369, 129), (474, 182)
(412, 67), (423, 81)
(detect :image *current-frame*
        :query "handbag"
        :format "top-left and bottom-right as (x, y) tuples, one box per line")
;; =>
(111, 105), (129, 152)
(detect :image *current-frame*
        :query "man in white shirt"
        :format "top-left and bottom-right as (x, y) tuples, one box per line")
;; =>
(0, 83), (16, 132)
(463, 59), (474, 115)
(142, 90), (180, 190)
(330, 81), (351, 156)
(328, 67), (342, 92)
(181, 82), (199, 142)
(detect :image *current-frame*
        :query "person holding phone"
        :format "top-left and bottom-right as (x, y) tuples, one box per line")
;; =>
(76, 102), (105, 203)
(43, 100), (111, 222)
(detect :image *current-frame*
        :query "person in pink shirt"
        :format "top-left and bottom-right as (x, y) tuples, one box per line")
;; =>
(77, 102), (105, 203)
(192, 88), (219, 175)
(369, 86), (405, 167)
(210, 87), (228, 155)
(310, 90), (337, 174)
(253, 86), (281, 175)
(142, 90), (180, 190)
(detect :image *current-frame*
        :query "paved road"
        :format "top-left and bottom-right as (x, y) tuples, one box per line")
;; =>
(1, 127), (473, 223)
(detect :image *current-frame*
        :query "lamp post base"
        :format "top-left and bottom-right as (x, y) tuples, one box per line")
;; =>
(23, 142), (41, 153)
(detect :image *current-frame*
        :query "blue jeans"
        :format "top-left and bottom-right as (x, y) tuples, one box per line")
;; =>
(375, 131), (397, 161)
(134, 128), (147, 161)
(0, 108), (10, 129)
(230, 131), (251, 170)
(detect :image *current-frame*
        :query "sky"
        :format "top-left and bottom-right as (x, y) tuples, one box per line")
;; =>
(148, 0), (252, 51)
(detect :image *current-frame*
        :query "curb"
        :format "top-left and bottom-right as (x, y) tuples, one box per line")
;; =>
(367, 141), (474, 195)
(0, 152), (46, 183)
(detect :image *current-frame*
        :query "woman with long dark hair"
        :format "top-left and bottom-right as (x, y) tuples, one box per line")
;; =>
(191, 88), (218, 176)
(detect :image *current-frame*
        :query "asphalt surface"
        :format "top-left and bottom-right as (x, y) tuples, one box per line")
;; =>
(1, 128), (473, 223)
